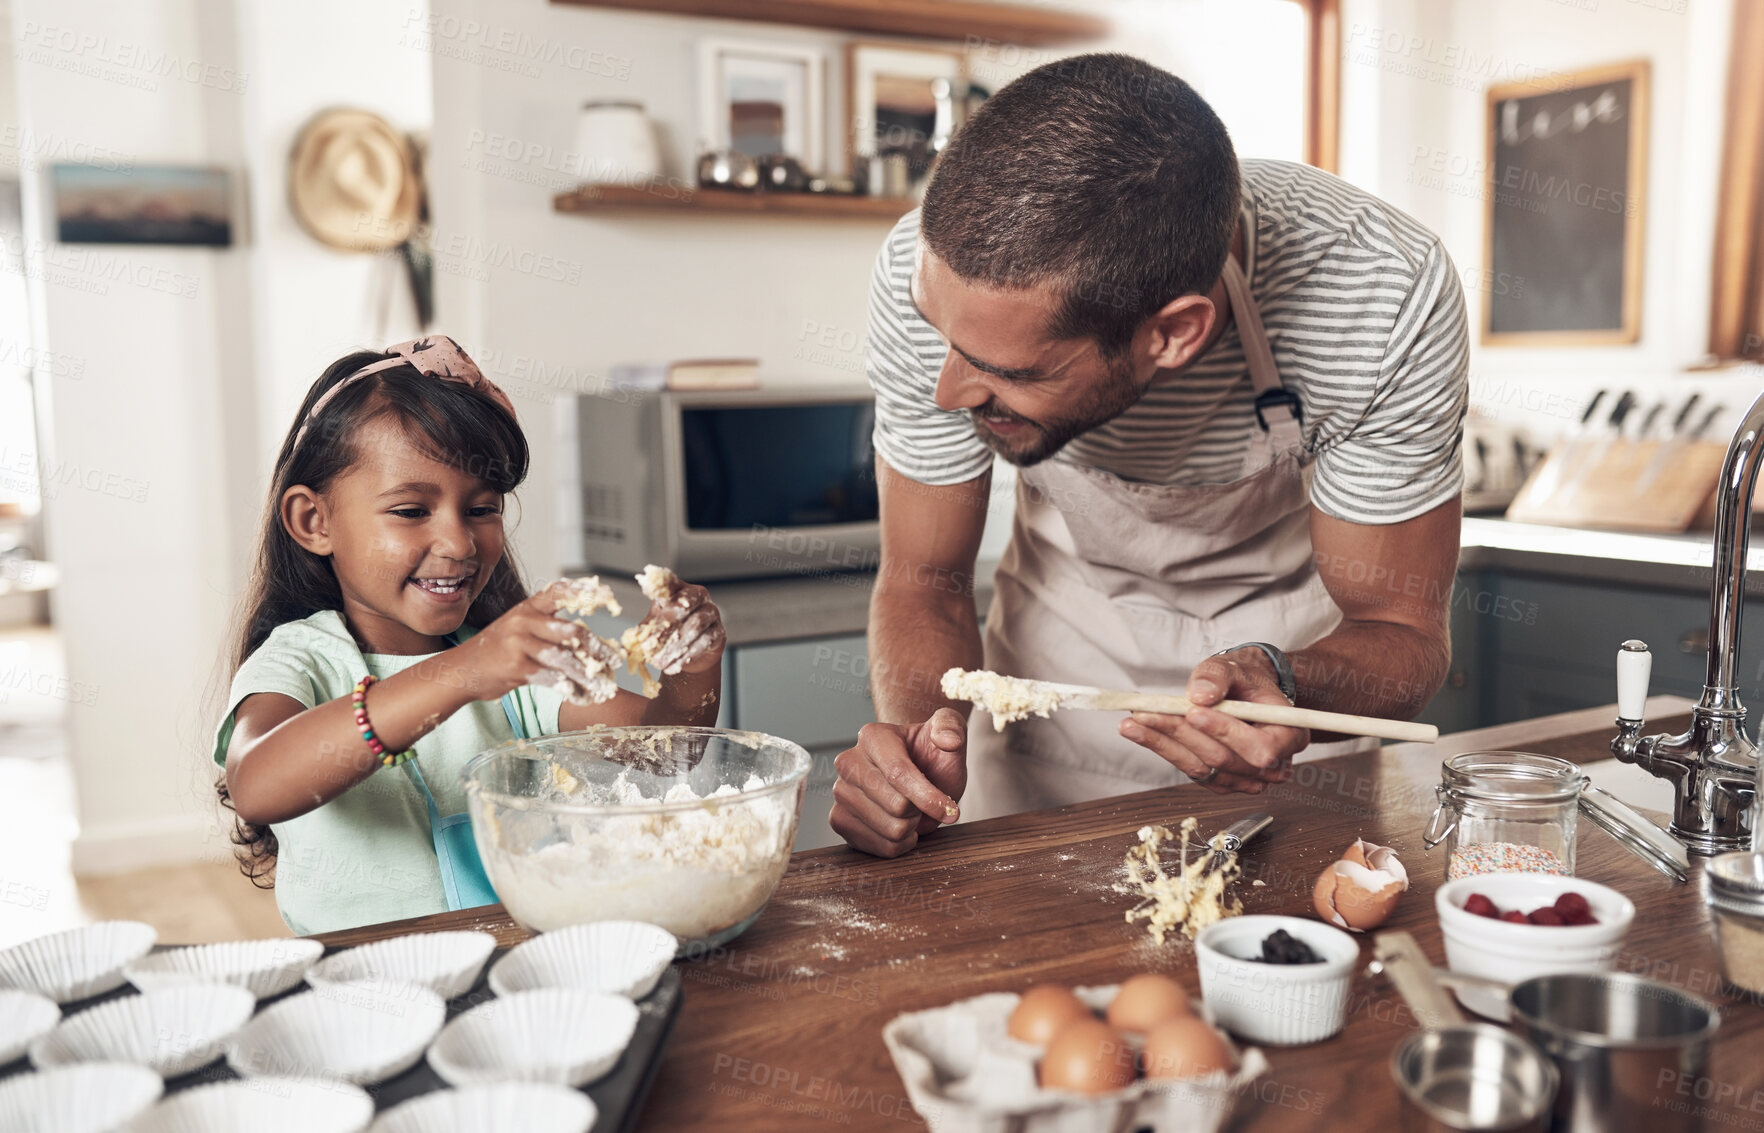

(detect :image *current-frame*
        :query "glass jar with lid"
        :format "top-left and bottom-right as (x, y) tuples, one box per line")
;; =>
(1423, 751), (1586, 879)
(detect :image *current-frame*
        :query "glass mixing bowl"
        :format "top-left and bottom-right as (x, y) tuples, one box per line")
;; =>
(462, 727), (810, 952)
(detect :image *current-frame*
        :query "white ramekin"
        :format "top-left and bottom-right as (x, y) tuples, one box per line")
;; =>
(1195, 915), (1359, 1045)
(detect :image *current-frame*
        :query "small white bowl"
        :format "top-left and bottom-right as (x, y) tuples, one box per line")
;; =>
(0, 1062), (162, 1132)
(30, 982), (254, 1078)
(427, 988), (639, 1088)
(228, 984), (446, 1086)
(127, 939), (324, 1001)
(488, 921), (676, 999)
(1436, 873), (1634, 1020)
(0, 921), (158, 1003)
(307, 931), (496, 1001)
(1195, 915), (1360, 1045)
(127, 1077), (375, 1133)
(0, 990), (60, 1065)
(369, 1083), (597, 1133)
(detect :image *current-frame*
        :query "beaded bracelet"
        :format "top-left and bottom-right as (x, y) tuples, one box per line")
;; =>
(352, 675), (414, 768)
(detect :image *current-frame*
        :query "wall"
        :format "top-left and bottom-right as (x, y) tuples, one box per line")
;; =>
(5, 0), (433, 873)
(422, 0), (1261, 578)
(9, 0), (249, 871)
(1339, 0), (1760, 444)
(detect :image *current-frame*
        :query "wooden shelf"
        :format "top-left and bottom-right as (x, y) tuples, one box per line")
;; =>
(549, 0), (1109, 46)
(554, 183), (915, 220)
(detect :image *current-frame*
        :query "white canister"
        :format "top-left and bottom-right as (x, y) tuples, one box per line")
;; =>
(574, 101), (661, 187)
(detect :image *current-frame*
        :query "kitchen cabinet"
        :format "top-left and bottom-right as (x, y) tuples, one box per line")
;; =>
(727, 634), (876, 851)
(1427, 569), (1746, 729)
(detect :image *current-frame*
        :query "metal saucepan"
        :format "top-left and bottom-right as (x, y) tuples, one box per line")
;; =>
(1509, 971), (1719, 1133)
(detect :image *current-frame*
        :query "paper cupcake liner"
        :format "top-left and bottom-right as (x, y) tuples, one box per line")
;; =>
(227, 984), (445, 1087)
(427, 988), (639, 1088)
(0, 921), (157, 1004)
(368, 1082), (597, 1133)
(488, 921), (676, 999)
(128, 1076), (375, 1133)
(0, 1062), (163, 1133)
(31, 982), (255, 1078)
(307, 931), (496, 1001)
(0, 990), (60, 1065)
(126, 939), (324, 1001)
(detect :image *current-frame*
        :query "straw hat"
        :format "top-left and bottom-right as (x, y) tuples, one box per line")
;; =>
(288, 108), (421, 252)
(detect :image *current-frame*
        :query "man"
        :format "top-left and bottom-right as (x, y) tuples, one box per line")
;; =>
(831, 53), (1468, 858)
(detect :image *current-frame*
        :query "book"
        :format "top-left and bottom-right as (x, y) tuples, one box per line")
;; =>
(609, 358), (761, 391)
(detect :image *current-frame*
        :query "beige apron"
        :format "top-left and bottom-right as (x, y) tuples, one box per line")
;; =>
(964, 254), (1373, 821)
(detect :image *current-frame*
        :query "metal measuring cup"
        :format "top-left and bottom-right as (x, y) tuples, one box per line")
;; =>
(1371, 932), (1558, 1133)
(1508, 971), (1719, 1133)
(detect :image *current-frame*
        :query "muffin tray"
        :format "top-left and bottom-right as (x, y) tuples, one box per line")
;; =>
(0, 943), (682, 1131)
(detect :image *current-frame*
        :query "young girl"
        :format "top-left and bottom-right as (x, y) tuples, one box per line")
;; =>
(213, 336), (726, 936)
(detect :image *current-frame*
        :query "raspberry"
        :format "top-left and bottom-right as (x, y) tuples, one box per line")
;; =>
(1501, 910), (1529, 924)
(1463, 894), (1500, 918)
(1562, 910), (1599, 926)
(1554, 892), (1591, 918)
(1528, 907), (1565, 925)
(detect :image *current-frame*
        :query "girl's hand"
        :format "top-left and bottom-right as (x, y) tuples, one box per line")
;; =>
(456, 583), (605, 702)
(641, 580), (727, 676)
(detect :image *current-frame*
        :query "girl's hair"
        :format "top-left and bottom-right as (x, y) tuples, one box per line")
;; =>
(217, 350), (530, 886)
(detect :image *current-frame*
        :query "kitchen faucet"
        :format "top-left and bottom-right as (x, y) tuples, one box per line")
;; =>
(1611, 391), (1764, 854)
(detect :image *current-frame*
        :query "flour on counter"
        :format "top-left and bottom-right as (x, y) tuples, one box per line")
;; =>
(941, 668), (1066, 730)
(483, 769), (793, 939)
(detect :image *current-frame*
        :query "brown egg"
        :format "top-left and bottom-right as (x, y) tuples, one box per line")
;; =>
(1038, 1019), (1138, 1094)
(1143, 1016), (1236, 1080)
(1008, 984), (1092, 1044)
(1313, 839), (1409, 932)
(1105, 973), (1194, 1034)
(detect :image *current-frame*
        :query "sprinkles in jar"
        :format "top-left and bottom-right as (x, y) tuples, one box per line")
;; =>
(1424, 752), (1585, 878)
(1448, 840), (1570, 880)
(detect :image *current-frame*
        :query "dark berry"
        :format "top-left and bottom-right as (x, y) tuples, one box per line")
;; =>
(1464, 894), (1500, 918)
(1259, 929), (1323, 964)
(1528, 907), (1565, 926)
(1501, 910), (1530, 924)
(1554, 892), (1591, 918)
(1562, 910), (1599, 926)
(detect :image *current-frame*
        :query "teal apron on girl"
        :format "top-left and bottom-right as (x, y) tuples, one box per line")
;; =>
(397, 632), (523, 911)
(398, 692), (522, 911)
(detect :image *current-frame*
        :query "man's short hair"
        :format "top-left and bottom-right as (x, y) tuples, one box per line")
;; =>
(920, 53), (1240, 357)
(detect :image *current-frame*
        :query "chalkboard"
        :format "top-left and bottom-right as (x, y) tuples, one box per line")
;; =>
(1484, 61), (1649, 345)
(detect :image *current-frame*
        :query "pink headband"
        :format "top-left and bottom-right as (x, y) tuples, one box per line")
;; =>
(294, 335), (514, 449)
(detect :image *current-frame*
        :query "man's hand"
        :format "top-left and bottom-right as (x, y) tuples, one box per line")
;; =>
(1119, 649), (1308, 794)
(830, 708), (968, 857)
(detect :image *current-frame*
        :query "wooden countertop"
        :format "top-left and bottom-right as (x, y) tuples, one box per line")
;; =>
(318, 696), (1762, 1131)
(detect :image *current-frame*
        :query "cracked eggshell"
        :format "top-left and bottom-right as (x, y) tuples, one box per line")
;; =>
(1312, 840), (1408, 932)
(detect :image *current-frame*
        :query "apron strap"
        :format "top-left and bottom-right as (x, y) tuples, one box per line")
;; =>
(1221, 254), (1304, 473)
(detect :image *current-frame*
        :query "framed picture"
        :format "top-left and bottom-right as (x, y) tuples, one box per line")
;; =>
(50, 163), (234, 246)
(696, 38), (825, 173)
(1483, 60), (1649, 346)
(846, 42), (965, 178)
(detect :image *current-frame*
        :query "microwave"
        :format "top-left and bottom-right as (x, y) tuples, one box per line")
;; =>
(564, 386), (882, 581)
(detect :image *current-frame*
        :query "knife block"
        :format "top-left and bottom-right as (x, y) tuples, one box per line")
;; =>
(1504, 439), (1728, 532)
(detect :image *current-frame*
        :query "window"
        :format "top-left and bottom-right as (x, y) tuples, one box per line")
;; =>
(1709, 0), (1764, 359)
(1186, 0), (1340, 171)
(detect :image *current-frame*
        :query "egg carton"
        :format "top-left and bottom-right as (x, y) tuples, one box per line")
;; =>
(881, 985), (1268, 1133)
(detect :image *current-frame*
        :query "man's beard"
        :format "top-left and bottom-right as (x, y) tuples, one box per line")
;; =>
(969, 355), (1142, 467)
